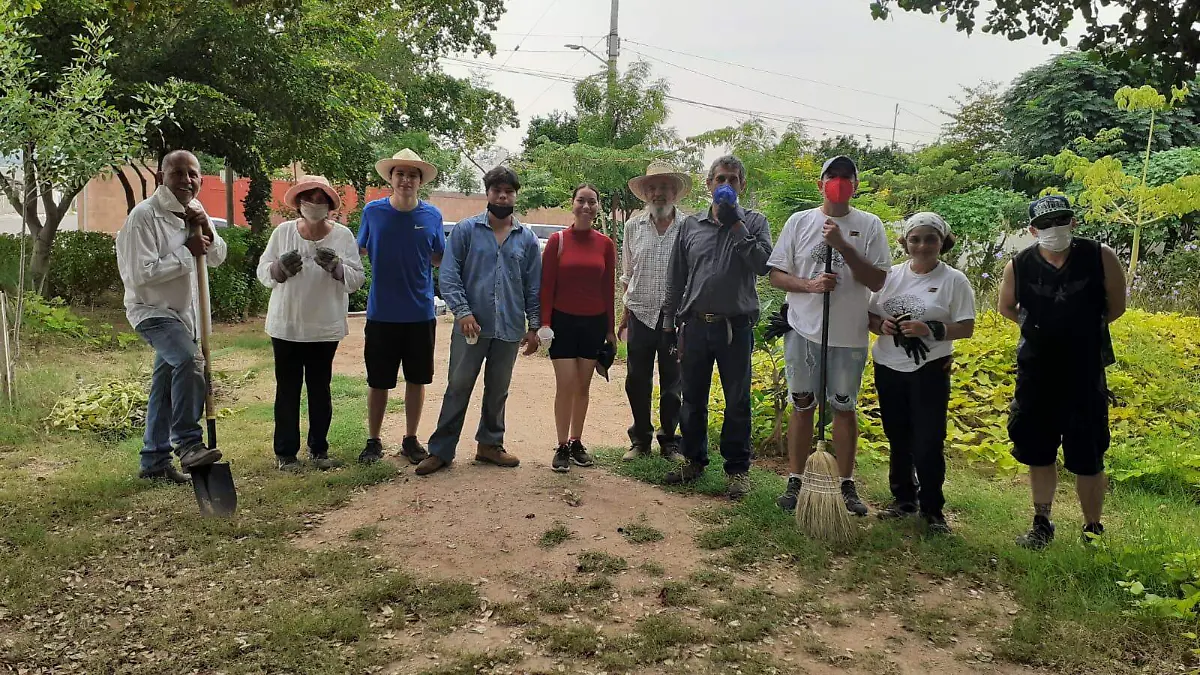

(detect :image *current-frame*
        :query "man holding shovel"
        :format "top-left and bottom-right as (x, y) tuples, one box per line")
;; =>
(768, 156), (891, 516)
(116, 150), (227, 482)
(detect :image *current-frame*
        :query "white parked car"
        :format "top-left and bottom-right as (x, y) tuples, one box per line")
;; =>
(528, 224), (567, 253)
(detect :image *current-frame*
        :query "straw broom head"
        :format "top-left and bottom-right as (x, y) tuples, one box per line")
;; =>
(794, 439), (856, 544)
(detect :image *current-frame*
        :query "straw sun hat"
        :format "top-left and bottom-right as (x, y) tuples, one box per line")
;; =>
(374, 148), (438, 185)
(283, 175), (342, 211)
(628, 161), (692, 203)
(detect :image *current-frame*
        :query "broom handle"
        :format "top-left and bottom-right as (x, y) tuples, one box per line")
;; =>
(817, 244), (833, 444)
(192, 221), (218, 450)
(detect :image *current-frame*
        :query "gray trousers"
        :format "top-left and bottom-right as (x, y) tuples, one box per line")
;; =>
(427, 332), (520, 461)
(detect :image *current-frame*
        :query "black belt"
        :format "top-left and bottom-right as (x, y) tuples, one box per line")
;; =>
(692, 313), (752, 327)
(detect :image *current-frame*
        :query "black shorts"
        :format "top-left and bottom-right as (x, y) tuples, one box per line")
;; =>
(364, 319), (436, 389)
(1008, 367), (1110, 476)
(548, 310), (607, 361)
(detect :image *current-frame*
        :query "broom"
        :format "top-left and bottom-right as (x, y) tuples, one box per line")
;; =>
(795, 242), (855, 544)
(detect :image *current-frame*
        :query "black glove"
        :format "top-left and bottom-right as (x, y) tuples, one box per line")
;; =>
(890, 314), (930, 366)
(763, 303), (793, 342)
(314, 246), (341, 273)
(716, 202), (741, 226)
(279, 250), (303, 278)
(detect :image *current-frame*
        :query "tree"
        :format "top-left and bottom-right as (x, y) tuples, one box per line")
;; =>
(0, 14), (177, 290)
(814, 135), (913, 175)
(523, 111), (579, 153)
(942, 81), (1007, 164)
(1002, 52), (1200, 159)
(868, 0), (1200, 84)
(575, 60), (675, 150)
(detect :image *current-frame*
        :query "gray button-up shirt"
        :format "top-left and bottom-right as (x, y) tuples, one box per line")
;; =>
(663, 206), (773, 325)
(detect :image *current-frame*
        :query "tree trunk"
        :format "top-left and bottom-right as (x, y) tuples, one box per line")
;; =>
(115, 164), (136, 213)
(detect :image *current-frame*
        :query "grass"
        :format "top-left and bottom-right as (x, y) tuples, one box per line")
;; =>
(618, 514), (664, 543)
(577, 550), (628, 574)
(639, 560), (666, 577)
(531, 574), (614, 614)
(348, 524), (381, 541)
(538, 522), (574, 549)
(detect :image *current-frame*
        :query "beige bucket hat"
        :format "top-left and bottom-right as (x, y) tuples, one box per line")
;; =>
(375, 148), (438, 184)
(283, 175), (342, 211)
(628, 161), (692, 203)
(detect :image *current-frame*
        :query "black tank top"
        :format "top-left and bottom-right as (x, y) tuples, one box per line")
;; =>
(1013, 237), (1113, 372)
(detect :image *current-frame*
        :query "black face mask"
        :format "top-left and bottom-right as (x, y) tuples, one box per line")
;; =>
(487, 203), (514, 219)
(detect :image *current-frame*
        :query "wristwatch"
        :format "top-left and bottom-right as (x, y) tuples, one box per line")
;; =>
(925, 320), (947, 341)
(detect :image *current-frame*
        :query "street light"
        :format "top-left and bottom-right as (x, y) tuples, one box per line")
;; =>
(565, 43), (608, 66)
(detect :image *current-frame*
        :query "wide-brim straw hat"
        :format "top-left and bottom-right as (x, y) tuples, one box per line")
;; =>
(284, 175), (342, 211)
(628, 161), (691, 203)
(375, 148), (438, 185)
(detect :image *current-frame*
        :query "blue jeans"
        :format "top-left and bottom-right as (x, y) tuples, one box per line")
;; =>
(427, 332), (520, 461)
(678, 316), (754, 475)
(135, 317), (205, 472)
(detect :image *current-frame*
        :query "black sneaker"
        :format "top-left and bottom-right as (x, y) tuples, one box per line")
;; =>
(551, 444), (571, 473)
(358, 438), (384, 464)
(1082, 522), (1105, 546)
(923, 511), (952, 534)
(1016, 515), (1056, 550)
(138, 465), (190, 484)
(399, 436), (429, 465)
(664, 461), (705, 485)
(277, 456), (303, 473)
(776, 476), (802, 511)
(569, 439), (594, 467)
(841, 479), (869, 517)
(877, 501), (918, 520)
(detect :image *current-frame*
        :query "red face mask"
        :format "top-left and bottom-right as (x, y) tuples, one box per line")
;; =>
(822, 177), (854, 204)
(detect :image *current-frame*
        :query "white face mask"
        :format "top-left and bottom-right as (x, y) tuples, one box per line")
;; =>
(299, 201), (330, 222)
(1036, 226), (1072, 252)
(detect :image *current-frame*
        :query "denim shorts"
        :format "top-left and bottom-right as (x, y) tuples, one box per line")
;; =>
(784, 331), (869, 411)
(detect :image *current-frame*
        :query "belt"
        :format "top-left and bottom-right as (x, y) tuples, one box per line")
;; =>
(686, 313), (751, 344)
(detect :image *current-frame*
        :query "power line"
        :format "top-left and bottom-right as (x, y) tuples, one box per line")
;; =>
(518, 37), (604, 115)
(901, 106), (944, 129)
(624, 39), (945, 111)
(498, 0), (561, 70)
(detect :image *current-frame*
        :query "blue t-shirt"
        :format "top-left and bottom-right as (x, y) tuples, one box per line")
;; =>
(357, 198), (446, 323)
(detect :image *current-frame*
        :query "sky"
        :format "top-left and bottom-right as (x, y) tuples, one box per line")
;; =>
(439, 0), (1071, 159)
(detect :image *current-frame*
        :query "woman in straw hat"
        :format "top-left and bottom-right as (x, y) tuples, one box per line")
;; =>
(541, 183), (617, 473)
(257, 175), (365, 471)
(867, 212), (976, 534)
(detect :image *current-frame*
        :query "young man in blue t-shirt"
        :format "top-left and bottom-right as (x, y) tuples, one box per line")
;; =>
(356, 149), (446, 464)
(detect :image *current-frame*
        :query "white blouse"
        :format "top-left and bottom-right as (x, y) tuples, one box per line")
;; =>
(256, 220), (366, 342)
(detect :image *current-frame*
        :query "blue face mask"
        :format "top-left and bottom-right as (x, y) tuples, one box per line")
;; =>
(713, 184), (737, 206)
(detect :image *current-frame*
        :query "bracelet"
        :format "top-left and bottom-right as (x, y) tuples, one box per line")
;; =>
(926, 320), (946, 341)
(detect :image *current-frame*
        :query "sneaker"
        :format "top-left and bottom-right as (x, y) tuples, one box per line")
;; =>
(776, 476), (802, 512)
(841, 479), (868, 517)
(1016, 515), (1056, 550)
(727, 472), (751, 500)
(658, 437), (681, 462)
(569, 439), (594, 467)
(622, 443), (651, 461)
(399, 436), (429, 465)
(358, 438), (384, 464)
(178, 442), (222, 470)
(138, 465), (190, 484)
(923, 511), (952, 534)
(877, 501), (919, 520)
(415, 455), (448, 476)
(551, 444), (571, 473)
(308, 450), (339, 470)
(277, 456), (304, 473)
(664, 461), (705, 485)
(475, 444), (520, 468)
(1082, 522), (1105, 546)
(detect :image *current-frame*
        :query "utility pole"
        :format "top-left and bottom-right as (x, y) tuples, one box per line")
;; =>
(606, 0), (621, 231)
(891, 103), (899, 147)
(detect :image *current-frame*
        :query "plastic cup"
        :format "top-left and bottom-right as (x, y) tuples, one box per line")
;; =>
(465, 333), (479, 345)
(537, 326), (554, 349)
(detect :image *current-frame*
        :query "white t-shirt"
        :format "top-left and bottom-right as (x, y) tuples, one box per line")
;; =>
(256, 220), (367, 342)
(767, 207), (892, 348)
(869, 260), (976, 373)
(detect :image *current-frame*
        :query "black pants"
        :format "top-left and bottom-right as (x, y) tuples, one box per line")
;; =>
(679, 316), (753, 475)
(875, 356), (951, 515)
(625, 313), (682, 447)
(272, 338), (340, 458)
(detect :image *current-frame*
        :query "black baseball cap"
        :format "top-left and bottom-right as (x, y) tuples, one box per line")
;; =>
(1028, 195), (1075, 227)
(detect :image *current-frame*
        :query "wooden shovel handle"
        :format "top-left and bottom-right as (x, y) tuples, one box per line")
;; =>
(190, 222), (217, 425)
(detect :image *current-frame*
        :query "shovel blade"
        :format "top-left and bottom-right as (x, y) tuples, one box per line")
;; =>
(191, 461), (237, 517)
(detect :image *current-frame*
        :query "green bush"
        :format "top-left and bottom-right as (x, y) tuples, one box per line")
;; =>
(47, 231), (121, 305)
(1131, 242), (1200, 316)
(0, 234), (31, 293)
(350, 256), (370, 312)
(209, 227), (270, 321)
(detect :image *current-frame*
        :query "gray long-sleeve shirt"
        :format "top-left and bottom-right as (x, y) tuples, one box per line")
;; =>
(663, 206), (773, 325)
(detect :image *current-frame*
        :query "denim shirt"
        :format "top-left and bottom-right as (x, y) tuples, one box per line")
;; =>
(440, 212), (542, 342)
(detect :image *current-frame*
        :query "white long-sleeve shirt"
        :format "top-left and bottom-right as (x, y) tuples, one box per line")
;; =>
(256, 220), (365, 342)
(116, 187), (228, 338)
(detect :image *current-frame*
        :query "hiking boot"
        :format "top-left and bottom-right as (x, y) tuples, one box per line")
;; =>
(475, 444), (520, 468)
(877, 501), (919, 520)
(415, 455), (448, 476)
(358, 438), (384, 464)
(308, 449), (339, 470)
(664, 461), (705, 485)
(1082, 522), (1105, 546)
(277, 456), (303, 473)
(178, 442), (222, 470)
(622, 442), (651, 461)
(658, 437), (681, 462)
(776, 476), (802, 512)
(841, 479), (869, 517)
(399, 436), (429, 465)
(138, 465), (190, 484)
(569, 439), (594, 467)
(1016, 515), (1056, 550)
(552, 443), (572, 473)
(727, 472), (751, 501)
(923, 511), (952, 534)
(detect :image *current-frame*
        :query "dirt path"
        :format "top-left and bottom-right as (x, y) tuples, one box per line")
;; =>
(309, 315), (1043, 675)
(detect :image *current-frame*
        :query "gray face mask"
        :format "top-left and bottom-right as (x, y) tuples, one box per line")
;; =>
(1036, 225), (1072, 252)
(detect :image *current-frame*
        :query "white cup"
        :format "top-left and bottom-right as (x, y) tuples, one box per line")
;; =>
(537, 326), (554, 342)
(465, 333), (479, 345)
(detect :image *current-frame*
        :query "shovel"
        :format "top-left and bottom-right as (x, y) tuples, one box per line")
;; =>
(190, 219), (238, 518)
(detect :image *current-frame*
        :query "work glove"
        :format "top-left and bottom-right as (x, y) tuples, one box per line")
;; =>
(314, 246), (341, 274)
(762, 303), (793, 342)
(272, 250), (303, 282)
(891, 313), (931, 366)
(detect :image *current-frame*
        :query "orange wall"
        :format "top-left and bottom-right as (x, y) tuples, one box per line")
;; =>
(81, 168), (574, 235)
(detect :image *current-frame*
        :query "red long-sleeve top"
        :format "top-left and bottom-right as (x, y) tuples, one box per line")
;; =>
(540, 227), (616, 332)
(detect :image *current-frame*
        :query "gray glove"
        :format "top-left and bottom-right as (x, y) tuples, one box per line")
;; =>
(272, 250), (303, 283)
(314, 246), (340, 273)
